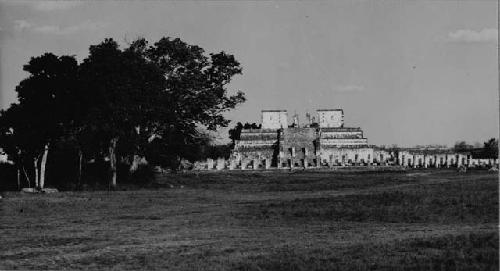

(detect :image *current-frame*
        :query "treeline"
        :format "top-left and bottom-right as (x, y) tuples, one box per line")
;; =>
(374, 139), (498, 159)
(454, 138), (498, 158)
(0, 37), (245, 191)
(228, 122), (261, 145)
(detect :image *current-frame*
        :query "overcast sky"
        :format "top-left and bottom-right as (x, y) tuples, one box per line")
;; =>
(0, 0), (497, 147)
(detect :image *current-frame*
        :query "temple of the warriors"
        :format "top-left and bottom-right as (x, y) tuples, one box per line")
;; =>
(193, 108), (498, 171)
(231, 109), (376, 169)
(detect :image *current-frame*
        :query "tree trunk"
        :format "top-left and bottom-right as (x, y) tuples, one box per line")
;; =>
(22, 166), (31, 188)
(109, 137), (118, 189)
(34, 157), (39, 189)
(77, 149), (83, 189)
(17, 168), (20, 190)
(129, 154), (142, 172)
(39, 143), (49, 189)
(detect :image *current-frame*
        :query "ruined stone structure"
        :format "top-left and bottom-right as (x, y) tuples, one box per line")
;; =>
(194, 109), (499, 171)
(261, 110), (288, 129)
(230, 109), (374, 169)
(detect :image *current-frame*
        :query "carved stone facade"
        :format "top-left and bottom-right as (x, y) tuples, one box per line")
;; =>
(230, 109), (373, 169)
(193, 109), (499, 171)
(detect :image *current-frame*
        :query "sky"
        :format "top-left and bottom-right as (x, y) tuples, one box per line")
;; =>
(0, 0), (498, 147)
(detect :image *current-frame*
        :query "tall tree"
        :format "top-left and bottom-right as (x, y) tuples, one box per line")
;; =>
(0, 104), (37, 187)
(0, 53), (79, 189)
(1, 36), (246, 189)
(79, 38), (165, 188)
(483, 138), (498, 159)
(229, 122), (243, 146)
(140, 37), (245, 169)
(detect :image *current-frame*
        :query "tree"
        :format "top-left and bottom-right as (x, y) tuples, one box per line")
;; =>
(0, 104), (35, 187)
(228, 122), (262, 147)
(145, 131), (211, 170)
(242, 123), (260, 129)
(229, 122), (243, 145)
(1, 36), (246, 189)
(138, 37), (245, 169)
(79, 38), (166, 188)
(483, 138), (498, 159)
(0, 53), (79, 189)
(454, 141), (473, 153)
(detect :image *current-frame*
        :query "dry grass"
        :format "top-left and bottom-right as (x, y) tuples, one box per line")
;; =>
(0, 169), (497, 270)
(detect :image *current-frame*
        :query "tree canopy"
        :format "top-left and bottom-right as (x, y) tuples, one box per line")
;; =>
(0, 36), (246, 189)
(0, 53), (79, 188)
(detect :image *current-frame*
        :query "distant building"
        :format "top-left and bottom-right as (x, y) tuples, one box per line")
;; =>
(194, 108), (498, 171)
(261, 110), (288, 129)
(231, 109), (374, 168)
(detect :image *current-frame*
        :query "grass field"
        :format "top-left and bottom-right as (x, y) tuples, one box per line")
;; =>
(0, 169), (498, 270)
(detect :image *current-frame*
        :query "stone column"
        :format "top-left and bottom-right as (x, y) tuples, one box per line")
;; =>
(216, 158), (225, 170)
(413, 155), (417, 168)
(456, 154), (462, 168)
(229, 159), (236, 170)
(253, 159), (259, 170)
(424, 155), (429, 168)
(241, 159), (248, 170)
(207, 158), (214, 170)
(434, 156), (439, 168)
(265, 159), (271, 169)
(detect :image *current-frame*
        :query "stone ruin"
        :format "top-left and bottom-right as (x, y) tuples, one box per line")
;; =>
(194, 109), (498, 171)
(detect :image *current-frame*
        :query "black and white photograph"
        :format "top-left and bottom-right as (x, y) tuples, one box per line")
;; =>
(0, 0), (498, 270)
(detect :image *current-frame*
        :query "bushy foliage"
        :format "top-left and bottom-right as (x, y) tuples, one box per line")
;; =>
(454, 138), (498, 158)
(0, 36), (245, 190)
(127, 164), (156, 185)
(0, 163), (18, 191)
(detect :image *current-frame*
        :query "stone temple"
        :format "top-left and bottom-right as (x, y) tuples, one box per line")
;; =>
(231, 109), (375, 169)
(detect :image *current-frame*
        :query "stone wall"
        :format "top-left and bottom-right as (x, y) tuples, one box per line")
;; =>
(320, 138), (369, 147)
(317, 109), (343, 128)
(373, 149), (395, 165)
(321, 131), (363, 139)
(320, 147), (373, 166)
(280, 128), (317, 159)
(261, 110), (287, 129)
